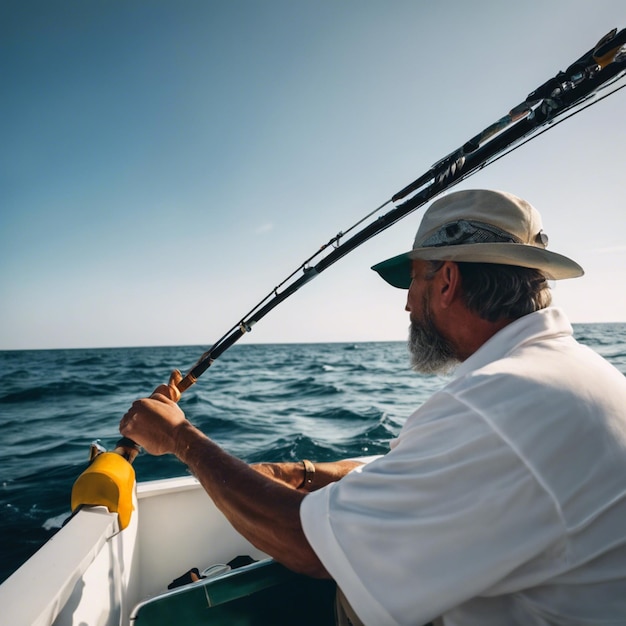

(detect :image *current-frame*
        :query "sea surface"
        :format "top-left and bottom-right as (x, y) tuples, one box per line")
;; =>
(1, 325), (625, 584)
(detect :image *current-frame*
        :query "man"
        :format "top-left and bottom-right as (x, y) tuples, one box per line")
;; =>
(121, 189), (626, 625)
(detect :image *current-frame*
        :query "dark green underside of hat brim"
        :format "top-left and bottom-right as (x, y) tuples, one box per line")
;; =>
(371, 243), (584, 289)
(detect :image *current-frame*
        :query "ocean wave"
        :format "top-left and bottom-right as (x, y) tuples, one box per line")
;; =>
(306, 405), (382, 422)
(244, 432), (349, 464)
(0, 379), (118, 403)
(239, 377), (342, 402)
(70, 355), (105, 367)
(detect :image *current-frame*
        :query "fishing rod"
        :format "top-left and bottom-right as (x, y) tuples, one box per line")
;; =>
(167, 27), (625, 394)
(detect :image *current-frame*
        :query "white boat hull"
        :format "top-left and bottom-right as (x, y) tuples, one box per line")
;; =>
(0, 475), (268, 626)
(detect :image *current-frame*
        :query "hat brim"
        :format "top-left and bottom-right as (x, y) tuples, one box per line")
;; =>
(371, 243), (584, 289)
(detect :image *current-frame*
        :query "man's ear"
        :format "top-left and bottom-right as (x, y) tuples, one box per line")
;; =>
(435, 261), (462, 309)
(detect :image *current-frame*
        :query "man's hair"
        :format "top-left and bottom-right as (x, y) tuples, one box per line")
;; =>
(426, 260), (552, 322)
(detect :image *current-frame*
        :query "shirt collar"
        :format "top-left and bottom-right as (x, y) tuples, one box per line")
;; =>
(452, 307), (573, 379)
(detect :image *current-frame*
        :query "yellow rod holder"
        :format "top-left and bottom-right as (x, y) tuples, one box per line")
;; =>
(71, 452), (136, 530)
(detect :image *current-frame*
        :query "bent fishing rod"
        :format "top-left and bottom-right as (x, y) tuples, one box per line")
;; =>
(115, 27), (625, 459)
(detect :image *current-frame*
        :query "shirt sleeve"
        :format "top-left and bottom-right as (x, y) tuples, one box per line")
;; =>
(300, 392), (565, 626)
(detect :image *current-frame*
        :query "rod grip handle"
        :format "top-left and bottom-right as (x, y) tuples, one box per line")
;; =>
(177, 372), (197, 394)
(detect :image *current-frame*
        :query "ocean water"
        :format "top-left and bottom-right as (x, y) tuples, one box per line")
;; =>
(1, 325), (625, 584)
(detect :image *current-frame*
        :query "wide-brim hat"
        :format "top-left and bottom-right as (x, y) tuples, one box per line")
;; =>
(371, 189), (583, 289)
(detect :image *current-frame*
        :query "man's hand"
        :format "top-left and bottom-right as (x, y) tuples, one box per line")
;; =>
(119, 369), (186, 455)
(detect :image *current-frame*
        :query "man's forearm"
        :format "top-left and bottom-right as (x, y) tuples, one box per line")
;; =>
(173, 421), (330, 578)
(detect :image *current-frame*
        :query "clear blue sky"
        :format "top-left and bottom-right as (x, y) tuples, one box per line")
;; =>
(1, 1), (625, 350)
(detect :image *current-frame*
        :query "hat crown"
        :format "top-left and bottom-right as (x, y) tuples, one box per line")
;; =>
(370, 188), (583, 289)
(414, 190), (545, 250)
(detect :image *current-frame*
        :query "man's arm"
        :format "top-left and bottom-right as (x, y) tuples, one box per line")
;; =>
(169, 421), (327, 577)
(119, 373), (359, 578)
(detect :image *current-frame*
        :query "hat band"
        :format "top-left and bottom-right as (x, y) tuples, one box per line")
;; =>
(418, 219), (522, 248)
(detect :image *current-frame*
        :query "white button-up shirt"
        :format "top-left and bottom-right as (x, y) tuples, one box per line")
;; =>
(301, 308), (626, 625)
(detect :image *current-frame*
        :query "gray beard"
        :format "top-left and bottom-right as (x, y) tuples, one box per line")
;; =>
(408, 299), (459, 375)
